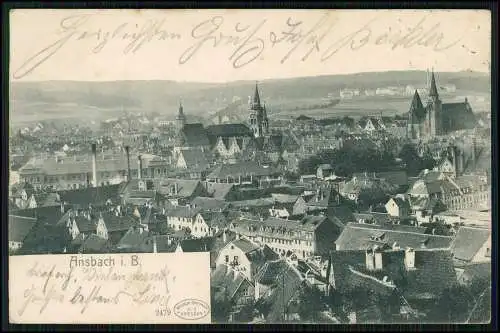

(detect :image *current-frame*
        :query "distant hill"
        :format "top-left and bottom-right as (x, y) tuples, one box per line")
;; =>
(9, 70), (490, 125)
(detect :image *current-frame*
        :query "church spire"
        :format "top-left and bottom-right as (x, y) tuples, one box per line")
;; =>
(178, 100), (184, 115)
(176, 99), (186, 131)
(253, 82), (261, 106)
(429, 70), (439, 99)
(411, 90), (424, 111)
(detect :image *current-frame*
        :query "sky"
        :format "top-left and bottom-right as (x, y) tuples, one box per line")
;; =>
(9, 9), (491, 83)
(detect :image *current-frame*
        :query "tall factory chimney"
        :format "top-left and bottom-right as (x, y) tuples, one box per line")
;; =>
(125, 146), (131, 181)
(91, 143), (98, 187)
(454, 146), (464, 177)
(137, 155), (143, 180)
(471, 138), (477, 171)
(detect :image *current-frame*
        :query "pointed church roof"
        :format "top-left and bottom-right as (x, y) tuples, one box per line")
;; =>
(177, 101), (185, 119)
(429, 71), (439, 98)
(409, 90), (426, 123)
(253, 82), (261, 106)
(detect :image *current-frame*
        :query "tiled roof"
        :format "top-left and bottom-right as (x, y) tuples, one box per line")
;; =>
(407, 196), (446, 213)
(117, 227), (152, 250)
(178, 237), (216, 252)
(211, 264), (250, 302)
(78, 234), (110, 253)
(143, 235), (177, 253)
(74, 215), (97, 233)
(255, 259), (289, 285)
(178, 148), (211, 169)
(207, 161), (280, 179)
(335, 223), (453, 250)
(441, 102), (477, 132)
(417, 170), (444, 183)
(20, 156), (133, 176)
(101, 212), (139, 232)
(232, 238), (260, 254)
(198, 211), (229, 228)
(270, 193), (299, 204)
(154, 178), (202, 198)
(204, 182), (234, 200)
(191, 197), (229, 211)
(330, 248), (457, 300)
(167, 205), (201, 218)
(233, 216), (326, 240)
(176, 123), (210, 147)
(375, 171), (409, 187)
(256, 260), (304, 322)
(317, 164), (333, 171)
(58, 185), (122, 206)
(14, 206), (69, 226)
(9, 215), (37, 243)
(33, 192), (60, 207)
(306, 186), (344, 208)
(404, 249), (457, 299)
(205, 124), (253, 139)
(451, 226), (490, 262)
(460, 262), (491, 282)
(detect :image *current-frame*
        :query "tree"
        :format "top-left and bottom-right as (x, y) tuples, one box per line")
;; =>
(398, 143), (436, 176)
(297, 285), (325, 322)
(429, 285), (475, 323)
(211, 287), (232, 323)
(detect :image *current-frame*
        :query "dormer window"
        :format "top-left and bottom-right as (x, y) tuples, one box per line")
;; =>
(138, 180), (146, 191)
(370, 232), (385, 242)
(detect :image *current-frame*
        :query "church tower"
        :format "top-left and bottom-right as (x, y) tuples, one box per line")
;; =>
(248, 83), (269, 138)
(426, 70), (442, 137)
(176, 100), (186, 132)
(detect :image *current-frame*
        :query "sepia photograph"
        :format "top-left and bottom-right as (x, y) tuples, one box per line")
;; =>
(7, 8), (492, 325)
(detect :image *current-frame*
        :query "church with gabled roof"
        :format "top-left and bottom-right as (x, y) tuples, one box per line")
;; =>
(407, 71), (477, 140)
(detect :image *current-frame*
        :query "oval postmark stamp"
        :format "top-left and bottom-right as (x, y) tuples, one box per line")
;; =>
(173, 298), (210, 321)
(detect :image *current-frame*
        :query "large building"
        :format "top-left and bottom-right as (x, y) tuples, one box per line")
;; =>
(173, 84), (297, 162)
(248, 83), (269, 138)
(18, 144), (169, 190)
(407, 71), (477, 140)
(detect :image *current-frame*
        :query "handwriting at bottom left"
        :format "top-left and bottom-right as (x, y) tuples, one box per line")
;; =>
(18, 284), (65, 316)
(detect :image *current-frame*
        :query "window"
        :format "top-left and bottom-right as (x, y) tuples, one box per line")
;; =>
(233, 256), (239, 265)
(225, 255), (229, 263)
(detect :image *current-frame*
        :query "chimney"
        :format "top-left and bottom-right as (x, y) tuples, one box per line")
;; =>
(125, 146), (131, 181)
(174, 182), (179, 194)
(472, 138), (477, 170)
(404, 247), (415, 270)
(60, 201), (65, 213)
(153, 236), (158, 253)
(455, 146), (464, 176)
(91, 143), (98, 187)
(137, 155), (143, 179)
(374, 248), (383, 270)
(365, 249), (375, 270)
(223, 229), (227, 243)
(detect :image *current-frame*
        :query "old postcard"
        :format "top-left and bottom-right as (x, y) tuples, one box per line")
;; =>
(9, 253), (211, 324)
(8, 9), (492, 324)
